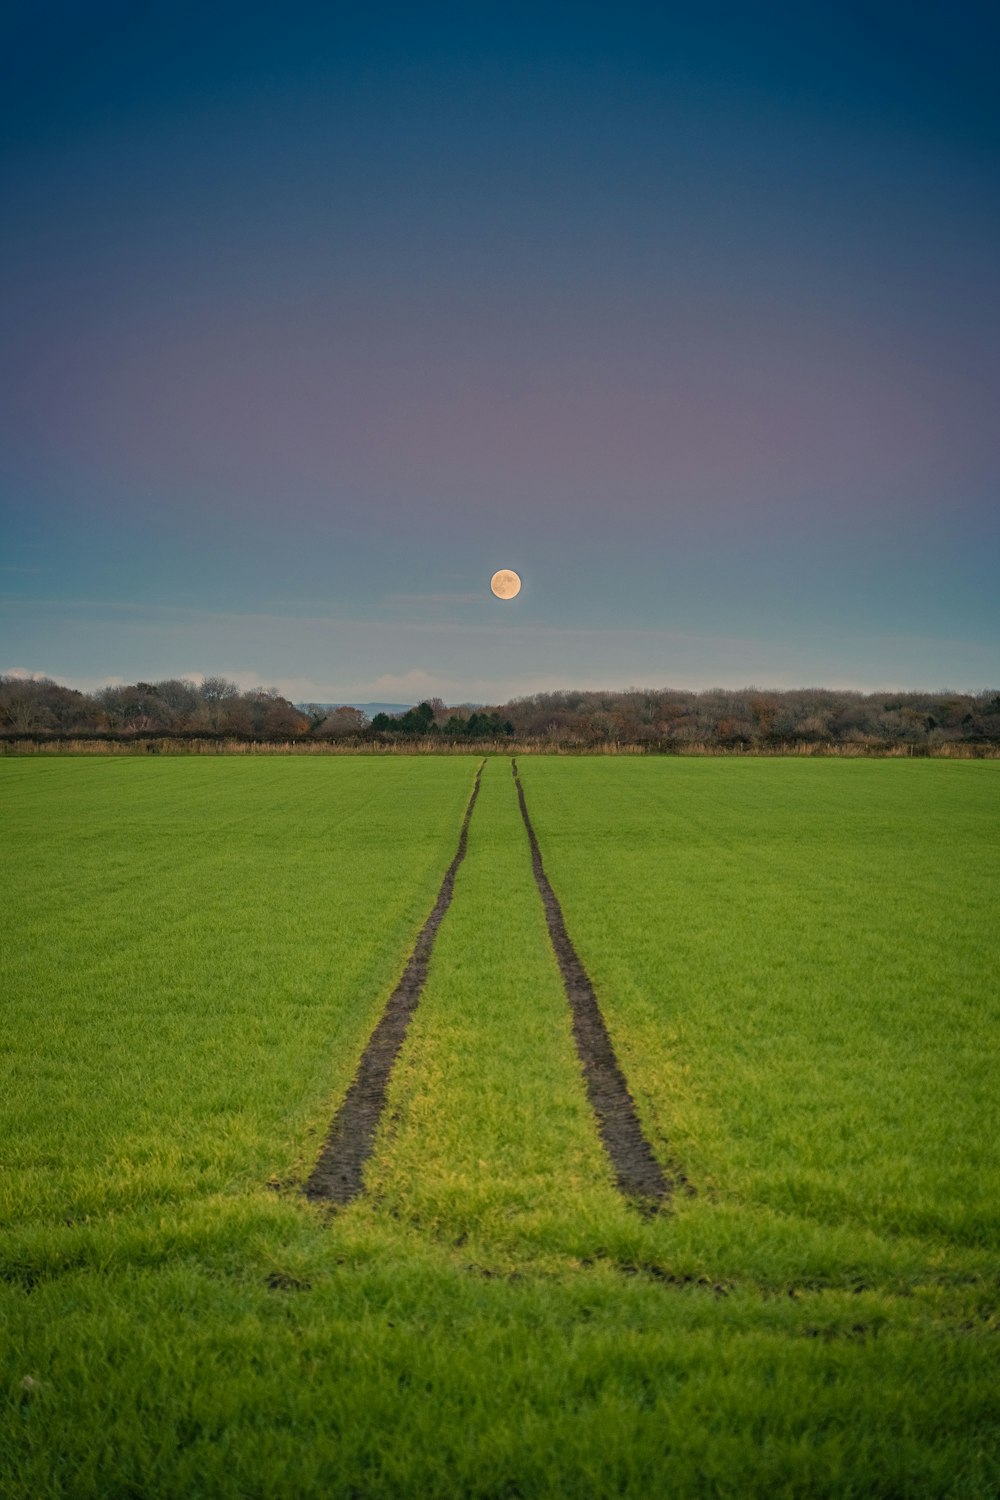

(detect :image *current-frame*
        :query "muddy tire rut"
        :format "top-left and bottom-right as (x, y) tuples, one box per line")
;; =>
(305, 761), (484, 1204)
(512, 759), (672, 1210)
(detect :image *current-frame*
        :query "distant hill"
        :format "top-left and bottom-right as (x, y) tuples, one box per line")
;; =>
(295, 702), (413, 717)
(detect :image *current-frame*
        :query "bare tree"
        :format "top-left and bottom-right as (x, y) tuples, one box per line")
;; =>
(316, 706), (371, 739)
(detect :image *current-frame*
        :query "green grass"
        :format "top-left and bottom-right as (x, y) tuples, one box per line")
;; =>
(0, 756), (479, 1231)
(1, 756), (998, 1497)
(517, 759), (1000, 1276)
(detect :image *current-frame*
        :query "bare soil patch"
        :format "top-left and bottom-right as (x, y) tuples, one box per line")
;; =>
(512, 759), (672, 1210)
(305, 762), (485, 1204)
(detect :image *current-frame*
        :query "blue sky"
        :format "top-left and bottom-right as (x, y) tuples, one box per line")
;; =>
(2, 1), (998, 700)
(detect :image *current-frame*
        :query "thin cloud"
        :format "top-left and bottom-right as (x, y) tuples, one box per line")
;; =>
(383, 591), (483, 606)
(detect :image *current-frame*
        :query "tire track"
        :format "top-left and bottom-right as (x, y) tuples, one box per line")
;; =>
(512, 758), (671, 1210)
(305, 761), (485, 1204)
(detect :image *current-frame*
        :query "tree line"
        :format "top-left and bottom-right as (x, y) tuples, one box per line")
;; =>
(369, 701), (515, 739)
(499, 687), (1000, 748)
(1, 675), (998, 749)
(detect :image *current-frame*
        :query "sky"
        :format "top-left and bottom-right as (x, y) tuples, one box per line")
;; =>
(2, 0), (998, 703)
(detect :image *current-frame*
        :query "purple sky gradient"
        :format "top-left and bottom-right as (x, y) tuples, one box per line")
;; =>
(2, 3), (998, 700)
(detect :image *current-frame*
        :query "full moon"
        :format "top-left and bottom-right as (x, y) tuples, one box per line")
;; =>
(490, 569), (521, 600)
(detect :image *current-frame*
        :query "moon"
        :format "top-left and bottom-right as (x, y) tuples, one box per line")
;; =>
(490, 569), (521, 600)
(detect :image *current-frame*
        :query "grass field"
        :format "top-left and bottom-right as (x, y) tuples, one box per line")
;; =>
(2, 756), (998, 1497)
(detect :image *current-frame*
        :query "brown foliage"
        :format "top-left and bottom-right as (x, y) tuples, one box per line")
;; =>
(2, 678), (999, 752)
